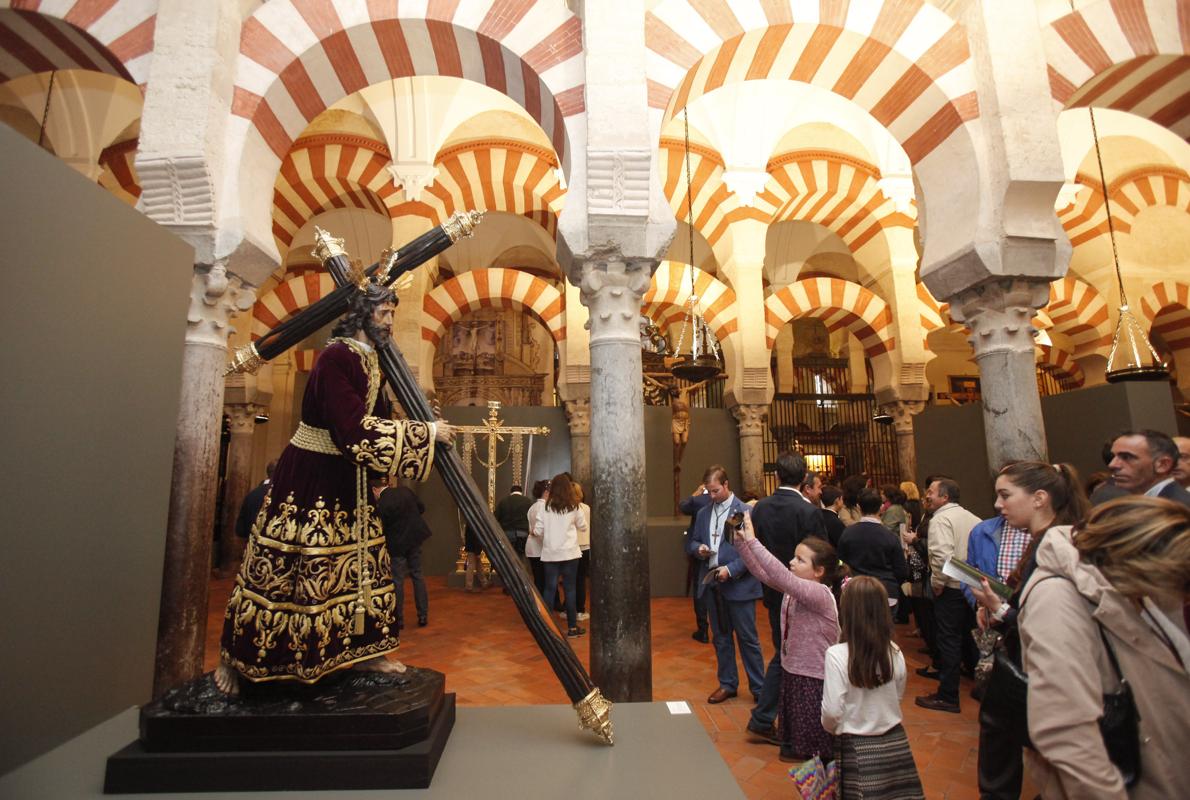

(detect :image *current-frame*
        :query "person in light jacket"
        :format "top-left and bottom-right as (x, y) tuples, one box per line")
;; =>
(1019, 496), (1190, 800)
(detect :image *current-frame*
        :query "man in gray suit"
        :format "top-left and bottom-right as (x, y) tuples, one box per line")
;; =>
(1109, 429), (1190, 507)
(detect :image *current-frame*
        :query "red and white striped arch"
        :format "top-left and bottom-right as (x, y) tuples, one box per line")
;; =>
(272, 134), (399, 255)
(395, 139), (566, 239)
(761, 150), (916, 255)
(1037, 343), (1086, 389)
(1043, 0), (1189, 138)
(250, 271), (337, 340)
(657, 140), (915, 262)
(97, 137), (139, 205)
(764, 277), (894, 356)
(232, 1), (583, 170)
(657, 137), (766, 249)
(1057, 167), (1190, 247)
(647, 1), (979, 164)
(421, 268), (565, 349)
(0, 2), (155, 85)
(642, 261), (739, 345)
(1045, 276), (1111, 358)
(1138, 280), (1190, 352)
(917, 281), (959, 348)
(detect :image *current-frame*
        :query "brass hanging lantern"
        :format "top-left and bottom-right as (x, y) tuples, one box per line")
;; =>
(1085, 107), (1169, 382)
(670, 107), (724, 383)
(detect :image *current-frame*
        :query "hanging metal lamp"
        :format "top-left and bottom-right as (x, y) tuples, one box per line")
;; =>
(1085, 107), (1169, 382)
(670, 107), (724, 383)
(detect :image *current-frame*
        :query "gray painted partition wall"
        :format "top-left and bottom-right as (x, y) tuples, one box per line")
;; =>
(914, 381), (1179, 518)
(412, 404), (740, 581)
(0, 128), (192, 774)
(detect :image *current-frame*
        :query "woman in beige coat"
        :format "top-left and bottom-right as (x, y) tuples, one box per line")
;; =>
(1019, 496), (1190, 799)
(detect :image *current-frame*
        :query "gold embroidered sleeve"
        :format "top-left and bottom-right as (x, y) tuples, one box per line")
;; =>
(347, 417), (435, 480)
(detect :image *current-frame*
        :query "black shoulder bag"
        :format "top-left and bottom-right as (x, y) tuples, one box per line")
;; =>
(981, 578), (1141, 786)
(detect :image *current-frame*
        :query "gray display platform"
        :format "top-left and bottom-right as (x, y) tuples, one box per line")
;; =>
(0, 702), (745, 799)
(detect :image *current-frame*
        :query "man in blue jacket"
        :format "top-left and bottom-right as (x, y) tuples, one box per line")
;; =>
(685, 464), (764, 704)
(963, 516), (1029, 609)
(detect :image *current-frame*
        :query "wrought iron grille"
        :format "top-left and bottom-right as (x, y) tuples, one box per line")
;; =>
(762, 357), (899, 494)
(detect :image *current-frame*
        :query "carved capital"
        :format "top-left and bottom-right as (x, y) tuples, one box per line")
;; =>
(564, 398), (591, 436)
(947, 278), (1050, 360)
(731, 403), (768, 437)
(387, 161), (440, 202)
(880, 400), (927, 435)
(187, 262), (256, 349)
(579, 257), (656, 345)
(225, 403), (263, 435)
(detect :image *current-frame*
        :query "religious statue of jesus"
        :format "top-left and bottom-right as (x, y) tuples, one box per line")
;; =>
(215, 283), (454, 694)
(643, 373), (710, 465)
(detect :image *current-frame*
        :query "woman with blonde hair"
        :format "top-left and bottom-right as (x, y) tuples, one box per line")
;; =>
(1019, 496), (1190, 799)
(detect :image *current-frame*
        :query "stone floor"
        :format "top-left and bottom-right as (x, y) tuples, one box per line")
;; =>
(205, 574), (1027, 800)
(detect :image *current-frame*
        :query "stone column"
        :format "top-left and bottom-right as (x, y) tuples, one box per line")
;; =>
(949, 279), (1050, 472)
(885, 400), (926, 483)
(731, 403), (768, 497)
(216, 401), (260, 573)
(564, 397), (591, 490)
(154, 264), (254, 696)
(579, 257), (653, 703)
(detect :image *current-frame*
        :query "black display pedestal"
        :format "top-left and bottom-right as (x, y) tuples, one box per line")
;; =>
(104, 667), (454, 793)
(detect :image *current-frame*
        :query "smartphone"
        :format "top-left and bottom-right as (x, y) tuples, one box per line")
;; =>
(724, 510), (744, 544)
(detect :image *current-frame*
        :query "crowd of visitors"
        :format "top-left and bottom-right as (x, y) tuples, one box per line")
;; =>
(332, 425), (1188, 800)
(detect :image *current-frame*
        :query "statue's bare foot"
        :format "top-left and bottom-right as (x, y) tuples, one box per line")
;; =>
(354, 656), (408, 674)
(213, 659), (241, 696)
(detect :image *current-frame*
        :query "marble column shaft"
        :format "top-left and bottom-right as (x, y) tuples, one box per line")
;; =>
(154, 267), (253, 696)
(951, 279), (1050, 472)
(565, 398), (591, 491)
(580, 259), (653, 703)
(732, 403), (768, 497)
(217, 404), (257, 572)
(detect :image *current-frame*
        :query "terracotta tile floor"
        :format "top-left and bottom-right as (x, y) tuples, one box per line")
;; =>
(205, 575), (1026, 800)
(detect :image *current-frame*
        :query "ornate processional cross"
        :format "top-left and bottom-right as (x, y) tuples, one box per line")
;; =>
(455, 400), (551, 511)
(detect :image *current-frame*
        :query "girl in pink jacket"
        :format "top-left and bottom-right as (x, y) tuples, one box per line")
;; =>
(737, 513), (841, 763)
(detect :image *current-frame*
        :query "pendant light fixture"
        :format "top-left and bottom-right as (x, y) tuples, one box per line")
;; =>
(670, 107), (724, 383)
(1085, 107), (1169, 382)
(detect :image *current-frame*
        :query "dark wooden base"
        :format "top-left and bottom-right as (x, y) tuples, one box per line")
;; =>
(103, 693), (454, 793)
(103, 667), (455, 793)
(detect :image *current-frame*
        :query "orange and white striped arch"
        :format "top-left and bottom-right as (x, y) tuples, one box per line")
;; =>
(1043, 0), (1189, 138)
(250, 271), (337, 340)
(395, 139), (566, 239)
(765, 277), (894, 357)
(1138, 281), (1190, 352)
(1045, 276), (1111, 358)
(646, 1), (979, 164)
(761, 150), (916, 254)
(232, 1), (583, 169)
(642, 261), (739, 345)
(917, 282), (959, 349)
(0, 2), (156, 86)
(1058, 167), (1190, 248)
(1037, 343), (1086, 389)
(657, 137), (766, 249)
(272, 135), (399, 255)
(98, 138), (140, 205)
(421, 268), (565, 349)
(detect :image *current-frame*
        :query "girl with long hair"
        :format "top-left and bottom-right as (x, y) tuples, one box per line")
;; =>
(970, 461), (1089, 800)
(1021, 495), (1190, 798)
(822, 576), (924, 799)
(736, 515), (841, 763)
(531, 473), (588, 637)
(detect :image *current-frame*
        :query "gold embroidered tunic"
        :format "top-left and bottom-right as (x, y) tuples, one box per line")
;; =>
(220, 338), (435, 683)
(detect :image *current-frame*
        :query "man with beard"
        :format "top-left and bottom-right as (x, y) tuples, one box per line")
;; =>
(215, 283), (454, 694)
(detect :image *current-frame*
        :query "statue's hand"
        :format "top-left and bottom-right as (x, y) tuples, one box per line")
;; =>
(434, 421), (455, 444)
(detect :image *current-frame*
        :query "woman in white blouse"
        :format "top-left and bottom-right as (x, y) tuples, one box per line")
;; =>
(822, 576), (923, 799)
(531, 473), (588, 637)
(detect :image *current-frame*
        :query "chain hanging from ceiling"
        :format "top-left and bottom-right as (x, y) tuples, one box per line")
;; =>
(670, 107), (724, 382)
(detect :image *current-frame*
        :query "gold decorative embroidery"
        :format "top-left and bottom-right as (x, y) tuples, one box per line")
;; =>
(290, 422), (339, 454)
